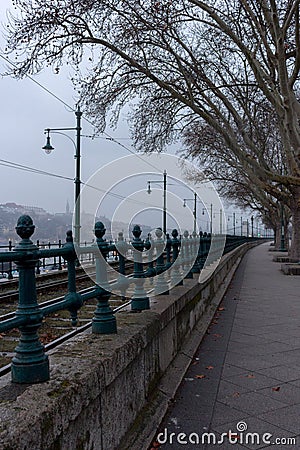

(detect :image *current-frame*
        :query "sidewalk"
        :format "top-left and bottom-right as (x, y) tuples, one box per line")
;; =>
(155, 243), (300, 449)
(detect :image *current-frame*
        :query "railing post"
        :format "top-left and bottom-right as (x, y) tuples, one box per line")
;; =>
(92, 222), (117, 334)
(198, 231), (205, 269)
(64, 230), (83, 326)
(191, 231), (200, 273)
(116, 231), (129, 299)
(144, 233), (155, 279)
(11, 215), (49, 384)
(131, 225), (149, 311)
(183, 230), (193, 279)
(36, 239), (41, 275)
(165, 233), (172, 269)
(58, 239), (62, 270)
(154, 228), (169, 295)
(170, 229), (183, 286)
(7, 239), (13, 279)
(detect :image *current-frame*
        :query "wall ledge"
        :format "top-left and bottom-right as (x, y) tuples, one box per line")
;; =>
(0, 242), (259, 450)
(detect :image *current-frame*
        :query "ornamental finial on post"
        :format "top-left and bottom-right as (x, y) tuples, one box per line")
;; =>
(15, 215), (35, 241)
(15, 215), (36, 251)
(94, 221), (106, 241)
(132, 224), (142, 240)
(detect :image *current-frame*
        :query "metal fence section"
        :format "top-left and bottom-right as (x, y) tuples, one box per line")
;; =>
(0, 215), (258, 384)
(0, 237), (94, 280)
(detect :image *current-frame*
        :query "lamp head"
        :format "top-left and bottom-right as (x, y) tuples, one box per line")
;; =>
(42, 130), (54, 154)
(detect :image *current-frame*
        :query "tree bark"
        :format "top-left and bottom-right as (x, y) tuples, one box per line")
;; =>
(289, 186), (300, 260)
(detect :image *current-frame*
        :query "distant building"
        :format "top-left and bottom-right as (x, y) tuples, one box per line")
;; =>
(0, 202), (47, 216)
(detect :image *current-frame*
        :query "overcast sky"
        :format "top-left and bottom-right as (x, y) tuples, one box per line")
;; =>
(0, 1), (257, 238)
(0, 0), (134, 216)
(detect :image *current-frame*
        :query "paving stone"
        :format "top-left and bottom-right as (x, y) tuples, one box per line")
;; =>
(229, 333), (275, 346)
(227, 341), (295, 357)
(218, 390), (286, 415)
(255, 364), (300, 382)
(224, 353), (279, 371)
(154, 243), (300, 446)
(258, 404), (300, 434)
(221, 363), (248, 378)
(210, 401), (250, 427)
(217, 379), (251, 399)
(289, 379), (300, 388)
(212, 416), (296, 450)
(223, 372), (285, 390)
(257, 382), (300, 406)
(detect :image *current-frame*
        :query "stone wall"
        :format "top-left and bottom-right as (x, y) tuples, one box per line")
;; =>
(0, 242), (258, 450)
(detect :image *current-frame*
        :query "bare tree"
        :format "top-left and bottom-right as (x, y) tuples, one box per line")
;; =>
(4, 0), (300, 256)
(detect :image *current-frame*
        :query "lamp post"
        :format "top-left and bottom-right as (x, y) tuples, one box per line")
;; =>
(227, 212), (236, 235)
(201, 203), (213, 234)
(183, 192), (197, 233)
(42, 106), (82, 246)
(147, 169), (167, 235)
(233, 212), (236, 235)
(251, 216), (254, 237)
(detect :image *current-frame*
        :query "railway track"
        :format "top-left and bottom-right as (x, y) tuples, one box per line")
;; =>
(0, 271), (96, 308)
(0, 261), (136, 374)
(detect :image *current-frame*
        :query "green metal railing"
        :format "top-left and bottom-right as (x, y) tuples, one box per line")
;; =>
(0, 215), (258, 384)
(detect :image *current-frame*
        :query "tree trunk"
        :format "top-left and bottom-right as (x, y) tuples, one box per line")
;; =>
(274, 223), (281, 250)
(289, 187), (300, 261)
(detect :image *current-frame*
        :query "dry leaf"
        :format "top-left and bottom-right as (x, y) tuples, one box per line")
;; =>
(195, 374), (206, 379)
(227, 433), (240, 440)
(206, 365), (214, 370)
(272, 386), (281, 392)
(213, 333), (222, 338)
(232, 392), (240, 398)
(218, 307), (225, 311)
(245, 374), (255, 378)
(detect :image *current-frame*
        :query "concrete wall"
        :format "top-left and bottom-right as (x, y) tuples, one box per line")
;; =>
(0, 242), (258, 450)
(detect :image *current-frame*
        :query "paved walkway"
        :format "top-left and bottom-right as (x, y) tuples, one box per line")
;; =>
(155, 243), (300, 450)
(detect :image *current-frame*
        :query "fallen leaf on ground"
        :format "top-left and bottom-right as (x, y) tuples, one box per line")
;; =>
(245, 374), (255, 378)
(195, 374), (206, 379)
(218, 307), (225, 311)
(151, 442), (160, 448)
(213, 333), (222, 338)
(272, 386), (281, 392)
(227, 433), (240, 440)
(232, 392), (240, 397)
(206, 365), (214, 370)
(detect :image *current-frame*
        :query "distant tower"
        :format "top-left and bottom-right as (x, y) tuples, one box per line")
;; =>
(66, 200), (70, 215)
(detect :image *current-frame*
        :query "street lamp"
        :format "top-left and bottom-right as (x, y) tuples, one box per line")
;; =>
(42, 105), (82, 246)
(227, 212), (236, 236)
(147, 169), (167, 235)
(183, 192), (197, 233)
(251, 216), (254, 237)
(202, 203), (213, 234)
